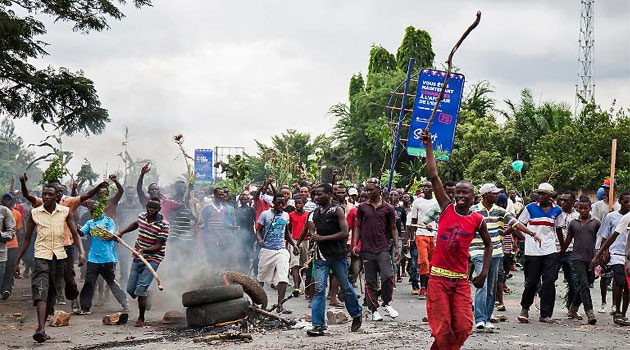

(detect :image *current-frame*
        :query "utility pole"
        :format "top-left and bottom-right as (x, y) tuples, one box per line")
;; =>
(575, 0), (594, 116)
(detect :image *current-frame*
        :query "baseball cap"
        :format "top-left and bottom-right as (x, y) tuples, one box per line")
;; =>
(479, 183), (501, 195)
(2, 193), (13, 200)
(348, 187), (359, 196)
(535, 182), (555, 195)
(602, 178), (618, 188)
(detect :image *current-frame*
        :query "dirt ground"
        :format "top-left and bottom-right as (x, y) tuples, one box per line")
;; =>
(1, 268), (629, 349)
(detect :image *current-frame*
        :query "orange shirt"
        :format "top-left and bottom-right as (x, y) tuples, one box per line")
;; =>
(7, 208), (22, 248)
(34, 196), (82, 246)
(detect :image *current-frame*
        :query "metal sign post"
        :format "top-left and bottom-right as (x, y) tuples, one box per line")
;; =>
(387, 58), (414, 191)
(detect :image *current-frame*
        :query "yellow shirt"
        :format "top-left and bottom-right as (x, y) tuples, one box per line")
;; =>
(34, 196), (81, 246)
(31, 204), (70, 260)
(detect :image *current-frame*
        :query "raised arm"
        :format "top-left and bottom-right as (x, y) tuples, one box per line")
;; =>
(137, 163), (150, 207)
(420, 132), (450, 210)
(108, 174), (124, 205)
(19, 173), (37, 205)
(79, 181), (109, 203)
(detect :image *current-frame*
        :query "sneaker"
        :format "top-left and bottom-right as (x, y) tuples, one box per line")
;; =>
(411, 289), (419, 295)
(122, 305), (131, 313)
(306, 326), (327, 337)
(610, 304), (616, 315)
(1, 291), (10, 300)
(57, 296), (67, 305)
(517, 309), (529, 323)
(485, 321), (495, 330)
(475, 321), (485, 331)
(567, 310), (583, 320)
(586, 310), (597, 325)
(371, 310), (383, 321)
(71, 299), (80, 312)
(496, 304), (506, 312)
(418, 289), (427, 300)
(382, 304), (399, 318)
(613, 314), (630, 326)
(351, 316), (362, 332)
(598, 303), (607, 314)
(539, 317), (557, 324)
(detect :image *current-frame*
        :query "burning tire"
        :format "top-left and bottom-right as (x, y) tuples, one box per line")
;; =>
(186, 298), (250, 328)
(182, 285), (244, 307)
(222, 271), (268, 309)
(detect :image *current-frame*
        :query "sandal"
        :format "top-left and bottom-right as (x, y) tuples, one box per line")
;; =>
(33, 330), (50, 343)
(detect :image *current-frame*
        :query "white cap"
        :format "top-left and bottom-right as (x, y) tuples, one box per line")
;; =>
(348, 187), (359, 196)
(479, 183), (501, 195)
(535, 182), (555, 195)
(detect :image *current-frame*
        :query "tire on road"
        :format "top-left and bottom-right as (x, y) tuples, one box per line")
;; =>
(186, 298), (250, 328)
(182, 285), (244, 307)
(222, 271), (268, 309)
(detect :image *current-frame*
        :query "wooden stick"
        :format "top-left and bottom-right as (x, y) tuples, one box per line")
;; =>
(249, 306), (294, 326)
(424, 11), (482, 134)
(609, 139), (617, 211)
(94, 227), (164, 291)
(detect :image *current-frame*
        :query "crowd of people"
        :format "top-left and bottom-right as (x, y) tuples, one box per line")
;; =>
(1, 133), (630, 348)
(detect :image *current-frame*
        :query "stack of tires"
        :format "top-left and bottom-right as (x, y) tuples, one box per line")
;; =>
(183, 272), (268, 328)
(183, 285), (250, 328)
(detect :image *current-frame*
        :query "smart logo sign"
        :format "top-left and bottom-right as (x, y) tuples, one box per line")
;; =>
(407, 69), (465, 161)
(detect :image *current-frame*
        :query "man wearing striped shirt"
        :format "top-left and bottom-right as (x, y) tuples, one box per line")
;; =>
(470, 184), (537, 331)
(118, 197), (169, 327)
(517, 183), (563, 324)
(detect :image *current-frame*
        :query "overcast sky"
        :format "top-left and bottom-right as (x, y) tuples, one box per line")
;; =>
(14, 0), (630, 184)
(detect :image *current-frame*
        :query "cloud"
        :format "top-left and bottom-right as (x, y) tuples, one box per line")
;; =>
(14, 0), (630, 184)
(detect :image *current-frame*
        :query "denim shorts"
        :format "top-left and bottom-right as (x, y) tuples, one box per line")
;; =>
(126, 259), (160, 298)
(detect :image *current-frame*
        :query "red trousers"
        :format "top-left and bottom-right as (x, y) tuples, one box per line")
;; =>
(427, 275), (473, 350)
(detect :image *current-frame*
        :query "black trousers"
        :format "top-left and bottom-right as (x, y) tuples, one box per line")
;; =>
(570, 260), (595, 312)
(64, 246), (79, 300)
(79, 262), (128, 311)
(361, 251), (394, 311)
(520, 253), (559, 318)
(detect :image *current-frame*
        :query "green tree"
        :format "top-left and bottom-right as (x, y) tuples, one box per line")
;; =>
(0, 117), (42, 192)
(349, 73), (365, 98)
(0, 0), (151, 135)
(367, 45), (396, 88)
(502, 89), (573, 162)
(525, 101), (630, 192)
(395, 26), (435, 70)
(461, 80), (495, 121)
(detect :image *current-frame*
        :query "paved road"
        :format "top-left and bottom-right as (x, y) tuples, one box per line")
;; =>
(1, 268), (629, 349)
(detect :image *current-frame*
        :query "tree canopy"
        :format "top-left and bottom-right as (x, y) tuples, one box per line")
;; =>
(0, 0), (151, 135)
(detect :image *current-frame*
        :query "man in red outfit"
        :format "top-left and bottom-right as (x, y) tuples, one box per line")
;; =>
(421, 133), (493, 350)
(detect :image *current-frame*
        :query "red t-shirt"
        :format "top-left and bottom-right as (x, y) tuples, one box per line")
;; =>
(346, 207), (361, 250)
(253, 197), (271, 221)
(289, 211), (309, 240)
(431, 204), (484, 275)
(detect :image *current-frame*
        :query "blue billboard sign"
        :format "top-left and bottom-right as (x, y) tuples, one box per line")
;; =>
(407, 69), (465, 161)
(194, 149), (214, 183)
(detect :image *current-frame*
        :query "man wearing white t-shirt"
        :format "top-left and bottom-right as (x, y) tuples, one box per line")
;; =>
(591, 191), (630, 326)
(409, 182), (439, 299)
(517, 183), (562, 324)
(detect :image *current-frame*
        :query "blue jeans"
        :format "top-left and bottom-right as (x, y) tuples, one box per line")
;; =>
(410, 245), (419, 290)
(473, 255), (502, 323)
(126, 259), (160, 298)
(558, 252), (576, 309)
(312, 258), (362, 327)
(0, 261), (5, 292)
